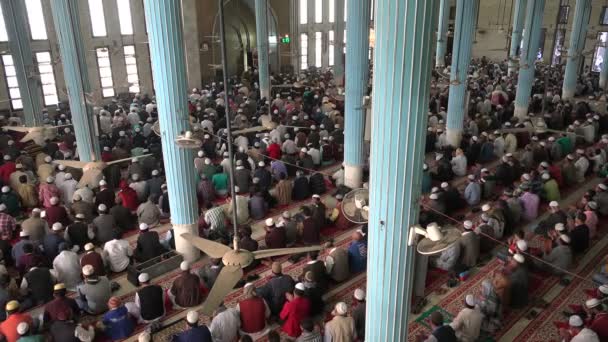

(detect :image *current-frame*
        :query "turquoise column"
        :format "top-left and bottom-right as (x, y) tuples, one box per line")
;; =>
(333, 0), (345, 86)
(143, 0), (199, 261)
(600, 43), (608, 89)
(562, 0), (591, 100)
(366, 0), (438, 340)
(508, 0), (527, 75)
(49, 0), (100, 161)
(446, 0), (478, 147)
(344, 0), (370, 188)
(1, 0), (44, 126)
(255, 0), (270, 99)
(514, 0), (545, 119)
(435, 0), (450, 68)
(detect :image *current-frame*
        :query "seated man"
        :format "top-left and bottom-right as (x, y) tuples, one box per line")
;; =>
(419, 310), (457, 342)
(171, 311), (212, 342)
(169, 261), (203, 308)
(134, 273), (165, 324)
(101, 297), (135, 341)
(450, 295), (482, 342)
(76, 265), (111, 315)
(348, 231), (367, 274)
(134, 223), (166, 263)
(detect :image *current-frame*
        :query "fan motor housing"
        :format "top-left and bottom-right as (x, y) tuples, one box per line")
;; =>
(222, 250), (254, 268)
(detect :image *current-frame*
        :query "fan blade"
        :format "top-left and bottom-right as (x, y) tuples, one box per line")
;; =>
(53, 160), (90, 169)
(181, 233), (231, 258)
(3, 126), (31, 133)
(253, 245), (323, 260)
(106, 153), (153, 166)
(78, 169), (103, 188)
(19, 131), (36, 143)
(201, 265), (243, 315)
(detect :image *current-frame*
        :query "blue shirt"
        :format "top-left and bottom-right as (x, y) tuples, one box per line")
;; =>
(464, 182), (481, 206)
(172, 325), (212, 342)
(103, 306), (135, 340)
(348, 241), (367, 273)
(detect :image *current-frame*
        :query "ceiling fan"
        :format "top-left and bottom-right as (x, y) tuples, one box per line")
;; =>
(54, 154), (152, 189)
(341, 188), (369, 224)
(3, 124), (73, 146)
(183, 233), (323, 315)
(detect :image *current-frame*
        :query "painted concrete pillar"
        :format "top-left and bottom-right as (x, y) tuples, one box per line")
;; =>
(514, 0), (545, 120)
(255, 0), (271, 99)
(344, 0), (371, 188)
(333, 0), (345, 86)
(366, 0), (438, 340)
(143, 0), (199, 262)
(562, 0), (591, 100)
(49, 0), (100, 161)
(508, 0), (527, 75)
(0, 0), (44, 126)
(446, 0), (478, 147)
(600, 43), (608, 90)
(435, 0), (450, 68)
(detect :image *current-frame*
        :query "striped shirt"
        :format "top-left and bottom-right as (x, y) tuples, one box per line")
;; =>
(205, 207), (225, 231)
(296, 331), (322, 342)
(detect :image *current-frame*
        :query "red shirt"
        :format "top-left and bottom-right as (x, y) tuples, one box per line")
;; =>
(548, 165), (563, 187)
(0, 162), (15, 184)
(267, 143), (282, 160)
(280, 296), (311, 338)
(238, 297), (267, 333)
(118, 187), (139, 211)
(590, 312), (608, 340)
(0, 313), (33, 342)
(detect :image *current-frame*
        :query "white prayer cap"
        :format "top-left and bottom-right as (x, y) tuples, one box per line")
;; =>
(541, 173), (550, 180)
(119, 131), (126, 137)
(44, 156), (52, 163)
(50, 196), (59, 205)
(19, 231), (29, 237)
(312, 194), (321, 199)
(539, 141), (546, 147)
(64, 173), (73, 180)
(548, 136), (555, 142)
(139, 223), (149, 230)
(46, 176), (55, 183)
(103, 146), (110, 152)
(567, 154), (575, 160)
(223, 152), (229, 157)
(555, 223), (565, 232)
(84, 243), (95, 251)
(82, 265), (94, 276)
(197, 150), (204, 157)
(569, 315), (584, 327)
(152, 170), (159, 176)
(282, 211), (291, 219)
(440, 182), (448, 189)
(599, 285), (608, 294)
(467, 174), (475, 181)
(472, 136), (478, 141)
(295, 282), (306, 291)
(423, 163), (428, 171)
(180, 261), (190, 271)
(98, 204), (107, 212)
(513, 253), (525, 263)
(138, 273), (150, 283)
(586, 298), (601, 309)
(258, 161), (265, 167)
(75, 213), (85, 220)
(301, 148), (307, 153)
(16, 322), (29, 335)
(333, 302), (348, 315)
(0, 204), (6, 212)
(435, 153), (443, 161)
(132, 173), (140, 181)
(599, 183), (608, 191)
(576, 149), (585, 154)
(429, 193), (438, 200)
(465, 294), (475, 306)
(560, 234), (571, 244)
(354, 288), (366, 301)
(204, 134), (210, 139)
(522, 173), (531, 181)
(6, 141), (12, 147)
(52, 222), (63, 231)
(463, 220), (473, 230)
(549, 201), (559, 208)
(540, 161), (549, 168)
(15, 163), (22, 169)
(186, 310), (199, 324)
(516, 240), (528, 251)
(58, 164), (66, 171)
(481, 204), (491, 212)
(531, 136), (539, 141)
(587, 201), (598, 210)
(265, 218), (274, 227)
(1, 186), (9, 193)
(99, 180), (107, 187)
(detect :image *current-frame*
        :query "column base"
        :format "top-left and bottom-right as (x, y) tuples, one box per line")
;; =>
(435, 61), (445, 68)
(344, 163), (363, 189)
(562, 88), (575, 100)
(446, 128), (463, 148)
(173, 223), (200, 262)
(514, 104), (529, 121)
(260, 89), (270, 101)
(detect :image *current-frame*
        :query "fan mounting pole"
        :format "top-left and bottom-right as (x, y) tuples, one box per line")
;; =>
(218, 0), (240, 251)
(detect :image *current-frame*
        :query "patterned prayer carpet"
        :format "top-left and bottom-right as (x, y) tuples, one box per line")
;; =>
(512, 241), (608, 342)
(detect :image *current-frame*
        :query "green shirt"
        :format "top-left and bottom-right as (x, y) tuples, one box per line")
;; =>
(212, 173), (228, 191)
(556, 136), (573, 156)
(18, 335), (45, 342)
(542, 179), (561, 202)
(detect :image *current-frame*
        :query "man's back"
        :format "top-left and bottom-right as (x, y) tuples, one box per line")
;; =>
(172, 325), (212, 342)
